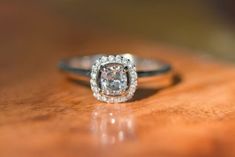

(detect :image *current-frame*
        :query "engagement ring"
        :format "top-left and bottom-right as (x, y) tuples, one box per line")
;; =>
(59, 54), (171, 103)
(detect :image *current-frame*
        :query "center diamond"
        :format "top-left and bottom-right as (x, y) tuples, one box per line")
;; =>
(100, 63), (128, 96)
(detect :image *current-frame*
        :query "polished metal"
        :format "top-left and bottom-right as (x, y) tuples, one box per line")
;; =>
(59, 54), (172, 78)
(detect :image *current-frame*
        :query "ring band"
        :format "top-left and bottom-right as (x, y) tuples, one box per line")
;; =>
(59, 54), (172, 103)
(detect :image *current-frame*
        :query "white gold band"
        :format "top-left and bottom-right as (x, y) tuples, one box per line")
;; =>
(59, 54), (172, 103)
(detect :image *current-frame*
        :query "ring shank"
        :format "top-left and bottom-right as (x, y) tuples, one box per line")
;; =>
(59, 54), (172, 78)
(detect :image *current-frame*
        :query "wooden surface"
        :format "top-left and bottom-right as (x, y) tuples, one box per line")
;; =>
(1, 38), (235, 157)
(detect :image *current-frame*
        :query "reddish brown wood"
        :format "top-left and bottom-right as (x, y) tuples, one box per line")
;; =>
(1, 37), (235, 157)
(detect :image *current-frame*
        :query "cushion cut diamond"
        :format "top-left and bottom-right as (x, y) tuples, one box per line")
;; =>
(100, 63), (128, 96)
(90, 55), (137, 103)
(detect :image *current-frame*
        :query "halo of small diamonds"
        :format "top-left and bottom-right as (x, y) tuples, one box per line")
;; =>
(90, 55), (138, 103)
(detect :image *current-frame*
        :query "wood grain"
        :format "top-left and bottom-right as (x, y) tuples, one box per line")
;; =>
(1, 37), (235, 157)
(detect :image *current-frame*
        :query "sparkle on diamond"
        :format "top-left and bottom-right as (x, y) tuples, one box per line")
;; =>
(100, 63), (128, 96)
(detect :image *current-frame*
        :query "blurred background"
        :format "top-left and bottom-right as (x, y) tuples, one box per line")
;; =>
(1, 0), (235, 61)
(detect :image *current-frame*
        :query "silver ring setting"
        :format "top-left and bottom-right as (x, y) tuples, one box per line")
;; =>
(59, 53), (172, 103)
(90, 55), (137, 103)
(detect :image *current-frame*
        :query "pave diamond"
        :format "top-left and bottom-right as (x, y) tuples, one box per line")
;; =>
(90, 55), (138, 103)
(100, 63), (128, 96)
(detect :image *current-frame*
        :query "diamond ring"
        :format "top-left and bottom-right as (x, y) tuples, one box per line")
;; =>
(59, 54), (172, 103)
